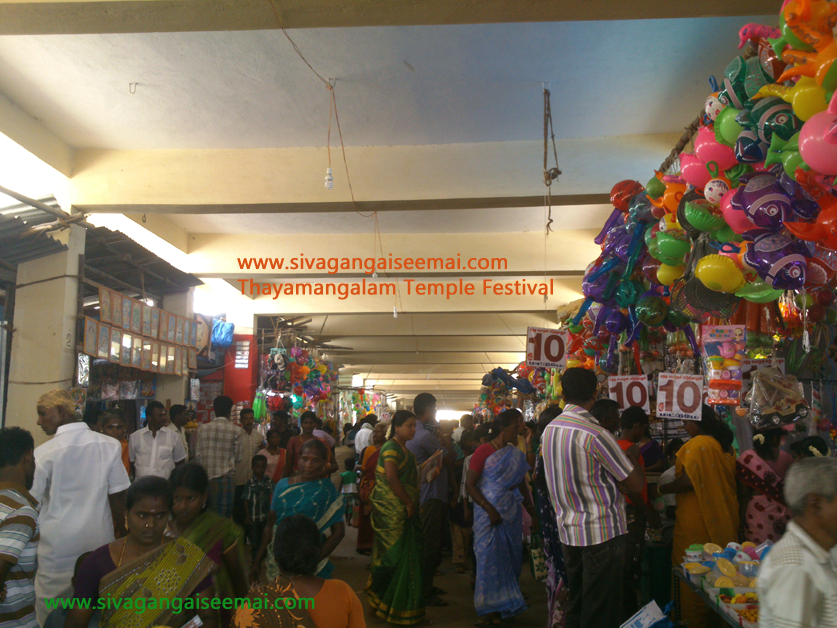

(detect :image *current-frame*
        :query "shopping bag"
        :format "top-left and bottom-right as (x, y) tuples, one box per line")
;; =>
(529, 534), (548, 581)
(620, 601), (676, 628)
(211, 320), (235, 348)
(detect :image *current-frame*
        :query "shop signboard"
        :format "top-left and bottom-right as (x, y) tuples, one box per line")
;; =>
(526, 327), (567, 369)
(656, 373), (703, 421)
(607, 374), (650, 413)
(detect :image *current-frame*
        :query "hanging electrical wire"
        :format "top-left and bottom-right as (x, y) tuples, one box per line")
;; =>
(543, 87), (562, 234)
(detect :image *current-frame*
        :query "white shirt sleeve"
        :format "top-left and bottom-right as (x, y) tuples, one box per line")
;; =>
(234, 428), (243, 464)
(107, 444), (131, 494)
(128, 433), (137, 463)
(761, 564), (819, 628)
(194, 426), (204, 465)
(172, 431), (187, 463)
(30, 454), (49, 505)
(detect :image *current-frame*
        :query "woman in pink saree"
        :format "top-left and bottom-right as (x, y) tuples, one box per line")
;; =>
(736, 429), (793, 544)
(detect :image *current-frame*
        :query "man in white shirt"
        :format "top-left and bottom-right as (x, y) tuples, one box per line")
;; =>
(452, 414), (474, 444)
(759, 457), (837, 628)
(129, 401), (186, 479)
(169, 404), (192, 460)
(31, 389), (130, 624)
(233, 408), (266, 526)
(353, 415), (377, 459)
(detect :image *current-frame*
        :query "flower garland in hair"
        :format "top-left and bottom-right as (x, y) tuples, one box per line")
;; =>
(753, 434), (765, 444)
(809, 445), (825, 457)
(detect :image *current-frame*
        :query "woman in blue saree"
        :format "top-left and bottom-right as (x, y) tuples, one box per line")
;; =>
(466, 409), (537, 627)
(250, 438), (345, 581)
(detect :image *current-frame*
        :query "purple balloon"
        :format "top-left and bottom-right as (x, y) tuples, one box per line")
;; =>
(743, 233), (808, 290)
(602, 225), (632, 262)
(641, 255), (662, 283)
(777, 170), (820, 220)
(731, 173), (792, 233)
(605, 310), (628, 334)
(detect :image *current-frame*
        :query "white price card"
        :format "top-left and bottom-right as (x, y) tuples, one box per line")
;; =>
(526, 327), (568, 369)
(608, 375), (651, 413)
(656, 373), (704, 421)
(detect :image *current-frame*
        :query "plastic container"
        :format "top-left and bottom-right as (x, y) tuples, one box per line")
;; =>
(739, 561), (759, 578)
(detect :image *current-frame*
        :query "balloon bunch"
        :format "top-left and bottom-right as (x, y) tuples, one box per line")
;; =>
(515, 363), (562, 400)
(573, 2), (837, 373)
(350, 389), (381, 419)
(269, 347), (338, 407)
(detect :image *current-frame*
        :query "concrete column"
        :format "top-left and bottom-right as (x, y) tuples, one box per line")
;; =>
(155, 290), (194, 408)
(4, 225), (84, 444)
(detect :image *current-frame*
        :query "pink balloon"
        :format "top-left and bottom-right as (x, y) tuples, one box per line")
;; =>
(720, 188), (755, 234)
(694, 126), (738, 172)
(799, 91), (837, 175)
(680, 152), (712, 189)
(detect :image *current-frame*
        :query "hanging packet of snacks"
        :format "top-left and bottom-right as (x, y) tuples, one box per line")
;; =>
(701, 325), (746, 406)
(746, 367), (809, 429)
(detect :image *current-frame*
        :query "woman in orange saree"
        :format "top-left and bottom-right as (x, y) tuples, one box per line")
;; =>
(356, 423), (388, 554)
(658, 405), (739, 628)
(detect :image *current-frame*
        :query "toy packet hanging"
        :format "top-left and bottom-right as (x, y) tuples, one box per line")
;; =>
(701, 325), (746, 406)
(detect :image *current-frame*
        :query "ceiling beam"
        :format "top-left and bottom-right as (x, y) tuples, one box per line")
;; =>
(68, 136), (679, 210)
(82, 194), (610, 215)
(0, 0), (775, 36)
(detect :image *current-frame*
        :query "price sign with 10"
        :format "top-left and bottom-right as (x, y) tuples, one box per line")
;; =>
(656, 373), (704, 421)
(526, 327), (567, 369)
(607, 375), (651, 413)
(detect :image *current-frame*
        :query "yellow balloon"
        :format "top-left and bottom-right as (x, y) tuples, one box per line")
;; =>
(656, 263), (686, 286)
(695, 255), (745, 293)
(756, 77), (827, 121)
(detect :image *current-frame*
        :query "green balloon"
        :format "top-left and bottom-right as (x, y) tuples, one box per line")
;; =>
(667, 310), (690, 328)
(715, 107), (744, 146)
(826, 308), (837, 326)
(616, 281), (644, 308)
(636, 296), (669, 327)
(645, 176), (666, 199)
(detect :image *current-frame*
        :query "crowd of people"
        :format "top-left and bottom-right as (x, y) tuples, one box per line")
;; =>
(0, 372), (834, 628)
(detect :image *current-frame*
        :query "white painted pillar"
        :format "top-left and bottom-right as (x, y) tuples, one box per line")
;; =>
(4, 225), (84, 445)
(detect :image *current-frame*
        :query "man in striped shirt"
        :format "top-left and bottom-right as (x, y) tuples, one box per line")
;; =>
(542, 368), (644, 628)
(0, 427), (39, 628)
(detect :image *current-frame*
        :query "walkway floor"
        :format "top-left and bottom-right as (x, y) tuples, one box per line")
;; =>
(330, 524), (549, 627)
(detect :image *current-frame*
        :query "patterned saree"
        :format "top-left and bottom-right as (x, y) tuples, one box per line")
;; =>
(98, 537), (213, 628)
(473, 445), (529, 620)
(366, 439), (425, 625)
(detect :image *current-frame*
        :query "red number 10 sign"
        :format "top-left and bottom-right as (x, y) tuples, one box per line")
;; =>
(608, 375), (651, 413)
(656, 373), (703, 421)
(526, 327), (568, 369)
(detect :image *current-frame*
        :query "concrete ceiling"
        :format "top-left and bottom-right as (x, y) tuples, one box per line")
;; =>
(0, 1), (779, 409)
(0, 18), (765, 150)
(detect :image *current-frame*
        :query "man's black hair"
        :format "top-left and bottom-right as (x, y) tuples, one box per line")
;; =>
(0, 427), (34, 469)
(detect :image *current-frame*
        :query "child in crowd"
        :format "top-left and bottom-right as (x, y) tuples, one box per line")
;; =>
(450, 429), (475, 573)
(98, 409), (130, 476)
(340, 458), (359, 526)
(257, 428), (286, 483)
(590, 398), (621, 435)
(657, 438), (684, 541)
(463, 424), (492, 583)
(42, 552), (99, 628)
(242, 454), (273, 561)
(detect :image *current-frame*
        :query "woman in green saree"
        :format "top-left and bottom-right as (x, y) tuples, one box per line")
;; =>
(168, 463), (249, 627)
(366, 410), (425, 625)
(65, 476), (218, 628)
(251, 438), (345, 582)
